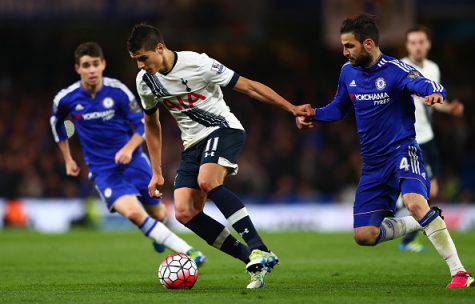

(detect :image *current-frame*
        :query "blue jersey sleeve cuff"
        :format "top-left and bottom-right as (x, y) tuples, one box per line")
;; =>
(312, 108), (320, 121)
(134, 126), (145, 137)
(226, 72), (240, 88)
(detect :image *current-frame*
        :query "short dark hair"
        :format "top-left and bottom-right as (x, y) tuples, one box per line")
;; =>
(340, 14), (379, 46)
(74, 42), (104, 64)
(127, 23), (165, 53)
(406, 25), (431, 41)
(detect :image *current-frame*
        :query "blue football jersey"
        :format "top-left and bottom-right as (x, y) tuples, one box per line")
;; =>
(50, 77), (145, 173)
(314, 54), (447, 166)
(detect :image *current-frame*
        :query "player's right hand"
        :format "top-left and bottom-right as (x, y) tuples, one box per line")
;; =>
(148, 174), (165, 198)
(292, 104), (315, 118)
(424, 93), (444, 106)
(296, 116), (315, 130)
(65, 159), (80, 176)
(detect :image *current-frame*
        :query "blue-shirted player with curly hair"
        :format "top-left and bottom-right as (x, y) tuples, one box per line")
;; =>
(296, 15), (473, 288)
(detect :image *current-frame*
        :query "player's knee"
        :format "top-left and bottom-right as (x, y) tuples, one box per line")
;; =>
(197, 177), (219, 193)
(175, 206), (198, 224)
(354, 229), (379, 246)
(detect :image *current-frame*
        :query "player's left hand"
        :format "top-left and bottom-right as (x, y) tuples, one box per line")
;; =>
(450, 99), (464, 117)
(292, 104), (315, 118)
(424, 93), (444, 106)
(148, 174), (164, 199)
(115, 147), (133, 164)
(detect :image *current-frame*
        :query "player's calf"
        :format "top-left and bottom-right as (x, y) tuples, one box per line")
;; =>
(145, 203), (167, 222)
(174, 188), (251, 263)
(403, 193), (430, 219)
(113, 195), (148, 225)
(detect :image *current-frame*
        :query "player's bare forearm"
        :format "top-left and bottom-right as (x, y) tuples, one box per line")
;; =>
(58, 140), (80, 176)
(115, 133), (144, 165)
(144, 112), (163, 175)
(233, 76), (313, 117)
(58, 140), (73, 162)
(121, 133), (144, 152)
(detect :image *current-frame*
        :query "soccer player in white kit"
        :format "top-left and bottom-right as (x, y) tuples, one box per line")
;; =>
(127, 23), (314, 288)
(397, 25), (464, 252)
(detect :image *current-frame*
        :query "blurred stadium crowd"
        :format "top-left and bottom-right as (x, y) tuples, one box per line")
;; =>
(0, 0), (474, 203)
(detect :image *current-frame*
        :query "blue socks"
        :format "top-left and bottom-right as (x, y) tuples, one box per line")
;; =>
(418, 208), (439, 228)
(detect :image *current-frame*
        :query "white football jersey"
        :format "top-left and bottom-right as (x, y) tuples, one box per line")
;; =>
(401, 57), (441, 144)
(136, 51), (244, 149)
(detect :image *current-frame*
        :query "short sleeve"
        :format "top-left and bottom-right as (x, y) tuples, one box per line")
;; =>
(197, 53), (239, 88)
(50, 94), (70, 143)
(136, 72), (159, 115)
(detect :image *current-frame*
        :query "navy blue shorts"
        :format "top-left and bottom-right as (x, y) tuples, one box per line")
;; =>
(91, 153), (160, 211)
(354, 143), (431, 228)
(174, 128), (246, 189)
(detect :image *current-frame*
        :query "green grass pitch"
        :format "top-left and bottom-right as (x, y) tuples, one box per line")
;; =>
(1, 230), (474, 303)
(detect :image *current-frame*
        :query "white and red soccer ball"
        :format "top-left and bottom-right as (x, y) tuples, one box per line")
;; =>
(158, 253), (198, 289)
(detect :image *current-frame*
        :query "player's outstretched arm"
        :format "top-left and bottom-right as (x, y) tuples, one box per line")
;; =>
(401, 70), (447, 106)
(144, 111), (164, 198)
(434, 99), (464, 117)
(58, 140), (80, 176)
(233, 76), (314, 117)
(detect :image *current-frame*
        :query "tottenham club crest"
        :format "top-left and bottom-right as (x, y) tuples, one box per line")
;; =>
(375, 77), (386, 91)
(103, 97), (115, 108)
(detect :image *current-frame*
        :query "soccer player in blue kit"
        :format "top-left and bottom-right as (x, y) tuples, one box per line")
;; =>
(296, 15), (473, 288)
(50, 42), (205, 264)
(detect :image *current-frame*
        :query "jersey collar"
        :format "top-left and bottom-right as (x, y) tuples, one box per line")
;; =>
(361, 53), (384, 72)
(162, 51), (178, 76)
(79, 79), (105, 98)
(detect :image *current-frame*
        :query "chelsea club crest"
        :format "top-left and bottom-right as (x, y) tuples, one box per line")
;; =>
(375, 77), (386, 91)
(103, 97), (115, 108)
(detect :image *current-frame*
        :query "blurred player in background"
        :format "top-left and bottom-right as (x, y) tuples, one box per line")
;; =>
(397, 25), (464, 253)
(50, 42), (205, 264)
(297, 14), (473, 288)
(127, 23), (313, 288)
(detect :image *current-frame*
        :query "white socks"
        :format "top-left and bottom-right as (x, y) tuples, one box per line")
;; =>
(140, 217), (192, 253)
(424, 216), (465, 276)
(378, 216), (421, 243)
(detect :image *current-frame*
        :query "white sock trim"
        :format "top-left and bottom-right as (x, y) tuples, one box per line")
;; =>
(227, 207), (249, 226)
(212, 227), (230, 249)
